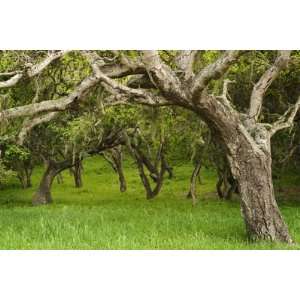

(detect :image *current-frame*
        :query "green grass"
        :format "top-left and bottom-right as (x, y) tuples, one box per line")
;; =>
(0, 156), (300, 249)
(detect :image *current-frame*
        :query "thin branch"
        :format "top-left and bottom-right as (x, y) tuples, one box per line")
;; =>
(279, 145), (299, 164)
(249, 50), (291, 121)
(270, 95), (300, 136)
(216, 79), (235, 109)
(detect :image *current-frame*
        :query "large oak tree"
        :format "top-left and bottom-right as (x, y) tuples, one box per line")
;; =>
(1, 50), (300, 243)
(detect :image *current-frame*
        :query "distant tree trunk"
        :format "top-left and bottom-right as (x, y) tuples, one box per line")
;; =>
(140, 153), (166, 200)
(111, 148), (127, 192)
(216, 175), (224, 199)
(103, 147), (127, 192)
(56, 173), (64, 184)
(124, 133), (166, 199)
(32, 161), (57, 205)
(163, 159), (173, 179)
(224, 175), (238, 200)
(32, 158), (75, 205)
(215, 167), (237, 200)
(73, 159), (83, 188)
(17, 162), (33, 189)
(186, 160), (201, 205)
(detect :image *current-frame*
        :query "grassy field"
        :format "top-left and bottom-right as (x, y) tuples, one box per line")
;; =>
(0, 156), (300, 249)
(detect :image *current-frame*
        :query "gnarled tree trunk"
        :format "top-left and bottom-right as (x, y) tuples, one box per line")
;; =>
(194, 93), (292, 243)
(229, 141), (292, 243)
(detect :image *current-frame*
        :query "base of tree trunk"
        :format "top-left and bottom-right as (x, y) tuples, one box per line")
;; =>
(119, 180), (127, 192)
(32, 190), (52, 205)
(230, 147), (293, 244)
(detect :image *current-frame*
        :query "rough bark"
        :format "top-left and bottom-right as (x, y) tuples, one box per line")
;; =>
(229, 142), (292, 243)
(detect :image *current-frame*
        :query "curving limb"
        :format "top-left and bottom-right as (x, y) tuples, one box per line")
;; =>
(17, 112), (60, 145)
(0, 51), (69, 89)
(191, 51), (241, 100)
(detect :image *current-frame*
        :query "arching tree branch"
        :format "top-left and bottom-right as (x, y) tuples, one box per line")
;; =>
(84, 51), (170, 106)
(0, 72), (100, 121)
(0, 51), (69, 89)
(17, 112), (60, 145)
(191, 50), (241, 100)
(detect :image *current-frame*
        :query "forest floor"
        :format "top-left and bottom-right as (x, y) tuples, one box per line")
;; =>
(0, 156), (300, 249)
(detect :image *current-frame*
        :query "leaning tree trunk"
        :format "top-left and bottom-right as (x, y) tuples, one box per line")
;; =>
(229, 147), (292, 243)
(193, 95), (292, 243)
(111, 149), (127, 192)
(32, 162), (57, 205)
